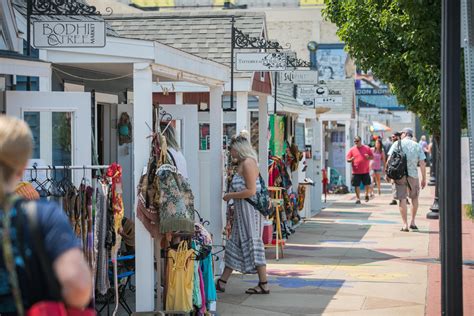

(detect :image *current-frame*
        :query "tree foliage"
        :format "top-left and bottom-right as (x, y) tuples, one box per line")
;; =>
(323, 0), (465, 135)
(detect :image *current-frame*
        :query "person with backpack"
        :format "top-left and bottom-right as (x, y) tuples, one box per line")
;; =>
(217, 135), (269, 295)
(346, 136), (374, 204)
(0, 116), (92, 315)
(386, 128), (426, 232)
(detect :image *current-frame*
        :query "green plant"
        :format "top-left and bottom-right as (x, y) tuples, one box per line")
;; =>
(323, 0), (466, 135)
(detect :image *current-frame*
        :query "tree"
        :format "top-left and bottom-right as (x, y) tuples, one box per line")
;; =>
(323, 0), (465, 135)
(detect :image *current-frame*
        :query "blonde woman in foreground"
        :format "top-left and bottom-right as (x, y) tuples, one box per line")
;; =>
(0, 115), (92, 315)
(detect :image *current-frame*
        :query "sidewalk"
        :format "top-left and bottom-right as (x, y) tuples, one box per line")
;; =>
(426, 198), (474, 315)
(217, 183), (435, 315)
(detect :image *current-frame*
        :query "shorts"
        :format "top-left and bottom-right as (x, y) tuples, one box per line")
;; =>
(351, 173), (371, 187)
(372, 169), (382, 174)
(395, 176), (420, 200)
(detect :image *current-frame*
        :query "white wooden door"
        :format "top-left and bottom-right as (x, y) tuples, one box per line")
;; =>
(6, 91), (92, 183)
(160, 105), (200, 212)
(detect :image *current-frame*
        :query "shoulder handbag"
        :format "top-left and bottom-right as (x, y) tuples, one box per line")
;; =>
(245, 174), (271, 217)
(23, 202), (95, 316)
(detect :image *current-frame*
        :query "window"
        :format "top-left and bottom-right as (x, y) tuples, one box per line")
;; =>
(24, 111), (72, 166)
(223, 123), (236, 149)
(250, 112), (259, 153)
(0, 29), (7, 50)
(199, 123), (210, 150)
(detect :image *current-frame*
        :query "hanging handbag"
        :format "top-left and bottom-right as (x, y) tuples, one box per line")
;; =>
(23, 202), (96, 316)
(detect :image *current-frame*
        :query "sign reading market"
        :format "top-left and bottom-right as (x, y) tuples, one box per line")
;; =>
(33, 20), (106, 48)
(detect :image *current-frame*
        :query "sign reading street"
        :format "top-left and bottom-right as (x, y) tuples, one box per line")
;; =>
(33, 20), (106, 48)
(280, 70), (319, 84)
(235, 52), (287, 71)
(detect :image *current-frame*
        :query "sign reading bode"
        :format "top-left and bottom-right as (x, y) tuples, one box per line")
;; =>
(235, 52), (287, 71)
(33, 20), (106, 48)
(280, 70), (319, 84)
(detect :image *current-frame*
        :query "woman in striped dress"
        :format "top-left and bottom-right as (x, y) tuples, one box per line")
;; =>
(216, 135), (269, 295)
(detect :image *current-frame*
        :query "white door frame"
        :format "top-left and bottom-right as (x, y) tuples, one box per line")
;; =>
(160, 104), (200, 210)
(6, 91), (92, 183)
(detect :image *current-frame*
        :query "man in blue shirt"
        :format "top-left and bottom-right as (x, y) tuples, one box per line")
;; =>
(387, 128), (427, 232)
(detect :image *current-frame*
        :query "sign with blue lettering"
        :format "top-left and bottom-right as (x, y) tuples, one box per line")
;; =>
(33, 20), (106, 48)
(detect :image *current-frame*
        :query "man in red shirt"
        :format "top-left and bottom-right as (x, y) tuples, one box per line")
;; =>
(346, 136), (374, 204)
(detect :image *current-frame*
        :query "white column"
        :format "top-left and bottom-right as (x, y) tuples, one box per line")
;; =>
(345, 121), (352, 188)
(310, 118), (323, 214)
(35, 48), (52, 164)
(133, 63), (154, 312)
(38, 50), (51, 92)
(258, 95), (269, 182)
(209, 85), (224, 251)
(175, 92), (184, 105)
(236, 91), (248, 133)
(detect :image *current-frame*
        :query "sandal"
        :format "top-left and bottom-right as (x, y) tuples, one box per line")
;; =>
(400, 227), (409, 232)
(245, 281), (270, 295)
(216, 279), (226, 293)
(365, 195), (370, 202)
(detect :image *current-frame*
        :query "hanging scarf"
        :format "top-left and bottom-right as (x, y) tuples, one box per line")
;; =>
(106, 163), (124, 233)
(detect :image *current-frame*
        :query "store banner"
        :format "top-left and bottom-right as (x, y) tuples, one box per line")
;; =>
(33, 20), (106, 48)
(269, 115), (286, 157)
(235, 52), (287, 71)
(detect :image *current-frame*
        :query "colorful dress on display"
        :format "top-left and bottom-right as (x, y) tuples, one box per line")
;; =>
(166, 241), (195, 312)
(224, 174), (266, 274)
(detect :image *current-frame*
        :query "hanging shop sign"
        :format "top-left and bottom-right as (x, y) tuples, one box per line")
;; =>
(297, 85), (317, 99)
(315, 96), (343, 106)
(280, 70), (319, 84)
(235, 52), (287, 71)
(33, 20), (106, 48)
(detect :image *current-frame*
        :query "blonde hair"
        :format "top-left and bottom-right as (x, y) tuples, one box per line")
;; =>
(0, 116), (33, 207)
(160, 122), (180, 150)
(230, 135), (259, 164)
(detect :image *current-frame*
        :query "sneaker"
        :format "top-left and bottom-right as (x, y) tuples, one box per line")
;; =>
(390, 200), (397, 205)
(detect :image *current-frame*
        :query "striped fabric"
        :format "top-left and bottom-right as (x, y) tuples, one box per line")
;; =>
(225, 174), (266, 274)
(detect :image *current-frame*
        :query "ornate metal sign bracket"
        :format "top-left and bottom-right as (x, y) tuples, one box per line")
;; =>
(30, 0), (112, 16)
(286, 56), (315, 69)
(233, 27), (284, 51)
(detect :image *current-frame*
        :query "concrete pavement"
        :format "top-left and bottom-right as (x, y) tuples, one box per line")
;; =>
(217, 182), (435, 315)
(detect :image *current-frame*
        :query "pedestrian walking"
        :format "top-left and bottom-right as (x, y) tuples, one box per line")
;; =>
(0, 116), (92, 315)
(217, 135), (269, 295)
(389, 132), (401, 205)
(346, 136), (374, 204)
(383, 136), (393, 157)
(419, 135), (430, 167)
(370, 139), (386, 196)
(387, 128), (426, 232)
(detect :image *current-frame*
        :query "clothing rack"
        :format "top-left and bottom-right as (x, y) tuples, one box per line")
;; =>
(25, 164), (110, 170)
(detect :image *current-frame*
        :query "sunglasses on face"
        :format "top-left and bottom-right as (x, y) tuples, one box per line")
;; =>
(354, 140), (360, 143)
